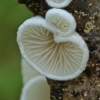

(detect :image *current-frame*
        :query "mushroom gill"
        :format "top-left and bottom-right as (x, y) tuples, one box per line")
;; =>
(17, 16), (89, 80)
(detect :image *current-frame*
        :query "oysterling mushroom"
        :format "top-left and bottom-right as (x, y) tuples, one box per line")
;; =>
(46, 0), (72, 8)
(46, 8), (76, 37)
(20, 76), (50, 100)
(17, 9), (89, 80)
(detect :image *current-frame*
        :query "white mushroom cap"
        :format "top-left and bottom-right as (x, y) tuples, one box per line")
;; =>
(45, 0), (72, 8)
(17, 16), (89, 80)
(46, 8), (76, 37)
(21, 58), (40, 85)
(20, 76), (50, 100)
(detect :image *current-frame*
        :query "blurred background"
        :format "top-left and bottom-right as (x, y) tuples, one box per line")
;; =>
(0, 1), (33, 100)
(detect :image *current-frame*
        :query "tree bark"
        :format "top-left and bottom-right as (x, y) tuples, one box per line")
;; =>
(17, 0), (100, 99)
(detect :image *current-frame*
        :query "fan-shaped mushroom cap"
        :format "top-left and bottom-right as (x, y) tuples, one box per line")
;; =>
(17, 16), (89, 80)
(46, 8), (76, 37)
(20, 76), (50, 100)
(46, 0), (72, 8)
(21, 58), (40, 84)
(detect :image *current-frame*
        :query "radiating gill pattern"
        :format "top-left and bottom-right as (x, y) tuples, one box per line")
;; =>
(51, 0), (65, 3)
(21, 25), (83, 77)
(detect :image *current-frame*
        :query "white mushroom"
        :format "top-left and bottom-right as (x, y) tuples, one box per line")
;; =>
(45, 0), (72, 8)
(21, 58), (40, 85)
(46, 8), (76, 37)
(20, 76), (50, 100)
(17, 15), (89, 80)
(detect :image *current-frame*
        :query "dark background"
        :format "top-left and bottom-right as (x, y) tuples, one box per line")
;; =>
(0, 1), (32, 100)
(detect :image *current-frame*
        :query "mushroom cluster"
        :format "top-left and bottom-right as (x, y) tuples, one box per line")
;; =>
(17, 0), (89, 100)
(17, 8), (89, 80)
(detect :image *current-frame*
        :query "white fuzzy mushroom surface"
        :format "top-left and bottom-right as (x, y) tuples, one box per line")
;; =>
(17, 9), (89, 81)
(46, 9), (76, 37)
(45, 0), (72, 8)
(20, 76), (50, 100)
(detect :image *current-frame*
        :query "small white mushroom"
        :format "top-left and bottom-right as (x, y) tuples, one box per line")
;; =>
(45, 0), (72, 8)
(17, 16), (89, 80)
(46, 8), (76, 37)
(21, 58), (40, 85)
(20, 76), (50, 100)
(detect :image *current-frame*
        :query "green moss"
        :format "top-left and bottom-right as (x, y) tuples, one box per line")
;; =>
(0, 0), (33, 100)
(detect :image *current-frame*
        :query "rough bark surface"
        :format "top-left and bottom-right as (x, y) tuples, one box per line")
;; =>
(17, 0), (100, 100)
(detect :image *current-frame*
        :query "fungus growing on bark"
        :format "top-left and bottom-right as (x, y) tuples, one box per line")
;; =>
(20, 76), (50, 100)
(17, 11), (89, 80)
(17, 0), (100, 99)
